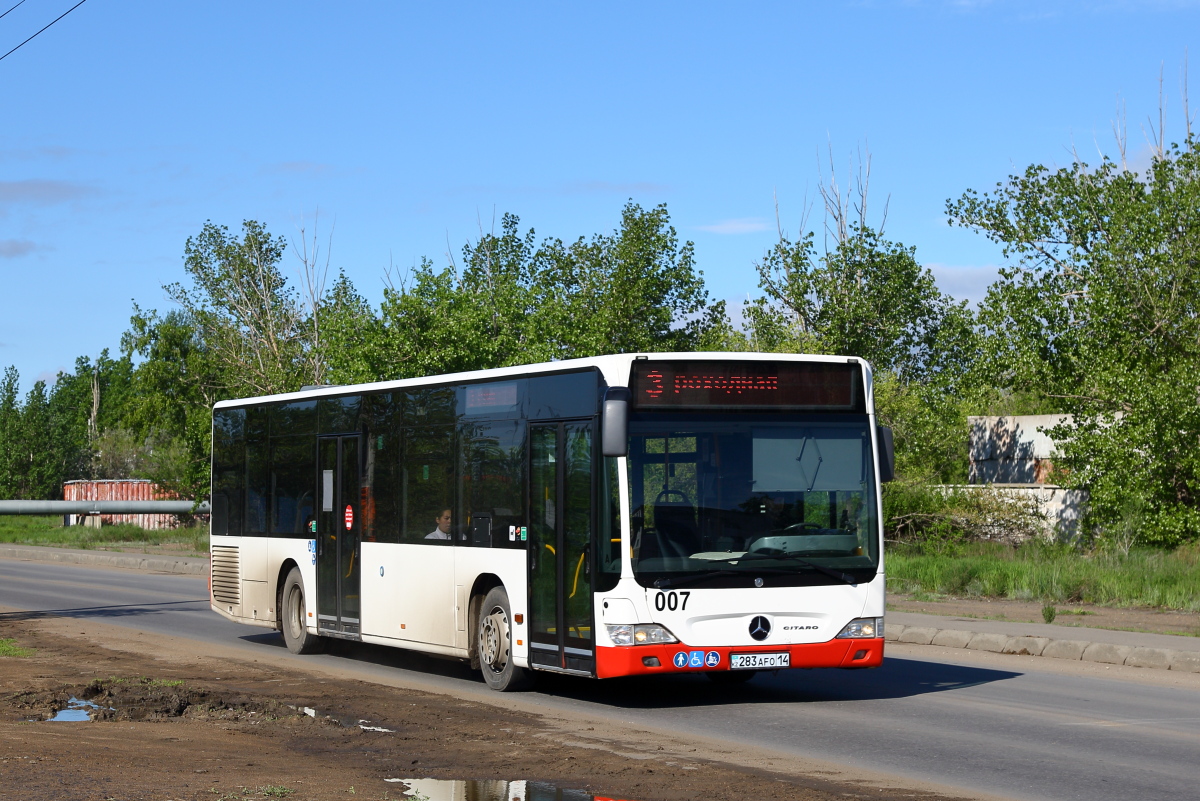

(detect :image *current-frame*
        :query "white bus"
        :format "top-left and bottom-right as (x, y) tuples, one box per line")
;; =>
(209, 353), (893, 691)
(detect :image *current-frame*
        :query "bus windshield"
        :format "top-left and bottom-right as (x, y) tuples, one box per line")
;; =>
(628, 413), (880, 588)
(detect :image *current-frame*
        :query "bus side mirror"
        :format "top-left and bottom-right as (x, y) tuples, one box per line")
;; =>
(877, 426), (895, 482)
(601, 387), (631, 457)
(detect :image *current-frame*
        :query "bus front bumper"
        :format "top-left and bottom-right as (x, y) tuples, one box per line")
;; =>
(595, 638), (884, 678)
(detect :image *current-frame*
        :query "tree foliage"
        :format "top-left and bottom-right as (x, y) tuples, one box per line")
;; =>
(948, 136), (1200, 545)
(326, 202), (718, 383)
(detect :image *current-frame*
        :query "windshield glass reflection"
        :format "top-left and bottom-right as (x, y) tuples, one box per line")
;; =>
(628, 414), (879, 588)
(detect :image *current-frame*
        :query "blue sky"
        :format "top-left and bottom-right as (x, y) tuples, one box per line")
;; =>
(1, 1), (1197, 390)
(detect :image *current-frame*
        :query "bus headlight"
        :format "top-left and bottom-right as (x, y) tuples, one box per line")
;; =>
(606, 624), (678, 646)
(836, 617), (884, 639)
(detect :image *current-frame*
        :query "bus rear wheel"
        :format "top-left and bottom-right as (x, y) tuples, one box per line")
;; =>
(477, 587), (531, 692)
(281, 567), (324, 655)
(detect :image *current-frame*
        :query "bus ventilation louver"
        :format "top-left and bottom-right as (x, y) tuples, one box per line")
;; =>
(210, 545), (241, 605)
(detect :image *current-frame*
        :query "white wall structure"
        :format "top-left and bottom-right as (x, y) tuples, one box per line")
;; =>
(960, 415), (1088, 541)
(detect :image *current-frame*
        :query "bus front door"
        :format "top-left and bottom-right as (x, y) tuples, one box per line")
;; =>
(317, 435), (362, 637)
(529, 421), (595, 674)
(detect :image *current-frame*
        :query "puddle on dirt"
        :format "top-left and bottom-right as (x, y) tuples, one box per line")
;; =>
(386, 778), (640, 801)
(46, 696), (111, 722)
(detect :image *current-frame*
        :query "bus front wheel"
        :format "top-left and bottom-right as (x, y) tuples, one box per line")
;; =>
(477, 587), (531, 691)
(281, 567), (324, 655)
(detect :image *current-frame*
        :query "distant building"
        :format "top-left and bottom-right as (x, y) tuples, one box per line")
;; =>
(963, 415), (1087, 541)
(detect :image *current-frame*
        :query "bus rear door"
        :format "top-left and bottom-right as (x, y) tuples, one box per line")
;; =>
(317, 434), (362, 636)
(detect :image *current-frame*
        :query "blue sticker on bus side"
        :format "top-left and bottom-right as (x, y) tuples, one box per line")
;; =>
(688, 651), (704, 668)
(673, 651), (689, 668)
(705, 651), (721, 668)
(307, 539), (316, 553)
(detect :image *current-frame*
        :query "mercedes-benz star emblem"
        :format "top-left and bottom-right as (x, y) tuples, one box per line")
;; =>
(749, 615), (771, 641)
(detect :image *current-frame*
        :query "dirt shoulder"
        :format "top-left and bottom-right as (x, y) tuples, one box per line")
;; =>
(0, 614), (972, 801)
(888, 593), (1200, 638)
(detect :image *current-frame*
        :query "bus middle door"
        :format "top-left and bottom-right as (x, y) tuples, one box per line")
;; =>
(317, 435), (362, 637)
(529, 421), (595, 674)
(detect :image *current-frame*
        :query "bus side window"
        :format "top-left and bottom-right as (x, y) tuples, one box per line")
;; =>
(463, 419), (524, 549)
(403, 426), (454, 544)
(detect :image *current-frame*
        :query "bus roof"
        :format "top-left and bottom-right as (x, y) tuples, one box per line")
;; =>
(212, 351), (873, 410)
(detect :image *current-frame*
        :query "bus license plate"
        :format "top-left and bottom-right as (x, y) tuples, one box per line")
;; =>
(730, 652), (790, 670)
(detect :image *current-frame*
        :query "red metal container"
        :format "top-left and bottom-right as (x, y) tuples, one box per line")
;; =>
(62, 479), (198, 530)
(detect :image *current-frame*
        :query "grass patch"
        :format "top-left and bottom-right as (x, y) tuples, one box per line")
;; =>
(0, 515), (207, 555)
(0, 638), (34, 658)
(887, 540), (1200, 610)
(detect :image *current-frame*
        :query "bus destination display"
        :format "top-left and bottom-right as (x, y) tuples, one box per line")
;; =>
(631, 361), (863, 411)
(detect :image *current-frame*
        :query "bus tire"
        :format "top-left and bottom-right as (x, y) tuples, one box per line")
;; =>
(477, 586), (531, 692)
(281, 567), (324, 655)
(706, 670), (756, 684)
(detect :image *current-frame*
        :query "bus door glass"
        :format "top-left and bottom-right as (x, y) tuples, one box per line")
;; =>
(317, 435), (362, 635)
(529, 421), (595, 674)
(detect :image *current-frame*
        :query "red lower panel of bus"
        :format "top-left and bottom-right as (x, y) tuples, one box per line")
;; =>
(595, 638), (884, 678)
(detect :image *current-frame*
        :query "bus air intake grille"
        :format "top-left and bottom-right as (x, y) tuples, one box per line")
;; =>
(210, 545), (240, 605)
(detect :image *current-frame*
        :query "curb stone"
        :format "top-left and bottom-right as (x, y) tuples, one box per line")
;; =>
(966, 632), (1009, 653)
(897, 627), (938, 645)
(1003, 636), (1049, 656)
(930, 629), (974, 648)
(1126, 647), (1172, 670)
(885, 619), (1200, 674)
(1042, 640), (1089, 660)
(1082, 642), (1132, 665)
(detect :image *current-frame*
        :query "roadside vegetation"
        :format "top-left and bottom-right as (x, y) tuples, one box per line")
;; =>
(888, 540), (1200, 611)
(0, 515), (206, 555)
(0, 79), (1198, 606)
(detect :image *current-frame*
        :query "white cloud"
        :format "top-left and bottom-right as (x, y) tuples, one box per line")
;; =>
(696, 217), (771, 235)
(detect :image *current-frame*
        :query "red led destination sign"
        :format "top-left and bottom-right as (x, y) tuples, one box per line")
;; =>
(631, 361), (862, 411)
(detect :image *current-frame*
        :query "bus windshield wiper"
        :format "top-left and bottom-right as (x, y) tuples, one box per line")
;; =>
(653, 567), (796, 590)
(702, 553), (859, 586)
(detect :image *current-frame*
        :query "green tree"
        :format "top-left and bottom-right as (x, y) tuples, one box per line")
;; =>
(0, 367), (22, 498)
(120, 306), (223, 497)
(168, 220), (313, 396)
(538, 202), (719, 358)
(731, 219), (978, 483)
(342, 202), (722, 382)
(948, 136), (1200, 545)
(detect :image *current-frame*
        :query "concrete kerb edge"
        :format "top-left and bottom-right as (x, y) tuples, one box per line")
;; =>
(885, 619), (1198, 673)
(0, 545), (208, 575)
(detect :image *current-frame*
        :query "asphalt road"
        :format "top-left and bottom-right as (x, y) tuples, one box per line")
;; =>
(2, 557), (1198, 801)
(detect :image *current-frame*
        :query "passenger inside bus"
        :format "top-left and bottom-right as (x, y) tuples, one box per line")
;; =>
(426, 509), (452, 540)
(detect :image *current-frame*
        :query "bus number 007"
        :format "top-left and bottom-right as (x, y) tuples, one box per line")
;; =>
(654, 591), (690, 612)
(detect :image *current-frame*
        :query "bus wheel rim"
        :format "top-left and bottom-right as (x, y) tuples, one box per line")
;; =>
(480, 606), (509, 671)
(288, 586), (303, 638)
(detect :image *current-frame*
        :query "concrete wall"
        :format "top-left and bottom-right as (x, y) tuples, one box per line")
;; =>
(937, 483), (1088, 542)
(968, 414), (1072, 485)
